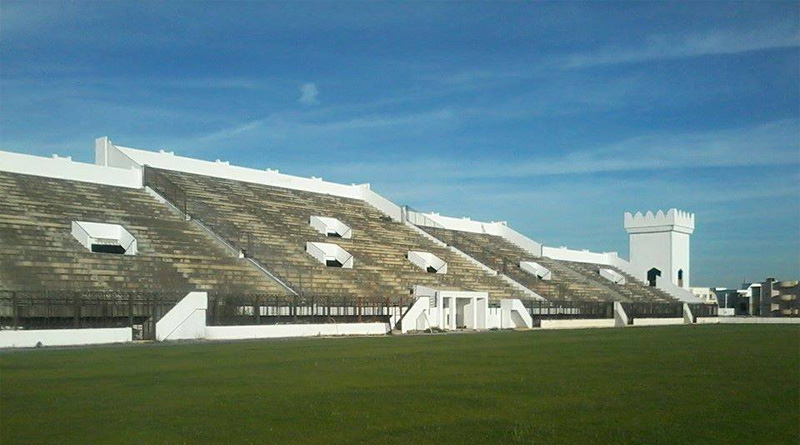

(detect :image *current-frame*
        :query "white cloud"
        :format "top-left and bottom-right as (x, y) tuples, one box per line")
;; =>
(195, 107), (456, 143)
(298, 118), (800, 182)
(558, 27), (800, 69)
(298, 83), (319, 105)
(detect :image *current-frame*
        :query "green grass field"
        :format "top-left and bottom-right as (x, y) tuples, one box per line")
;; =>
(1, 325), (798, 444)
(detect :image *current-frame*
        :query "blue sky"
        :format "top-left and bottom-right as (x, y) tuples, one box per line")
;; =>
(1, 1), (798, 288)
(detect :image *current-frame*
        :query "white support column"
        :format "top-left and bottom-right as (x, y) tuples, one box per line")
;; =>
(438, 292), (444, 329)
(683, 303), (694, 324)
(450, 296), (457, 330)
(471, 296), (478, 330)
(614, 301), (629, 327)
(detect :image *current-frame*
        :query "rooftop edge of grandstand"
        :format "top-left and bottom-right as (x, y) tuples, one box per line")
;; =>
(0, 149), (142, 189)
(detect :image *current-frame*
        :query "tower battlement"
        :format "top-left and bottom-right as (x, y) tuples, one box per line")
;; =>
(624, 209), (694, 234)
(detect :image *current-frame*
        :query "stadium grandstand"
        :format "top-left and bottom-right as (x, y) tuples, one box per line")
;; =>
(0, 137), (719, 348)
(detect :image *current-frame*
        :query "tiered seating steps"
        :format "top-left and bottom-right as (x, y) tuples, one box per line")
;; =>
(0, 171), (289, 294)
(153, 168), (528, 302)
(419, 226), (676, 303)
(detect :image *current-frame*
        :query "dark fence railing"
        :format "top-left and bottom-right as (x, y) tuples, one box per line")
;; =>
(207, 293), (412, 326)
(143, 166), (187, 217)
(0, 290), (187, 339)
(621, 302), (684, 319)
(688, 303), (718, 319)
(520, 300), (615, 321)
(143, 167), (310, 295)
(1, 291), (412, 337)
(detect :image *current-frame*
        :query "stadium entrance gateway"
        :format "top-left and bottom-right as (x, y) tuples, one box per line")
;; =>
(436, 291), (489, 330)
(438, 292), (489, 330)
(409, 286), (490, 330)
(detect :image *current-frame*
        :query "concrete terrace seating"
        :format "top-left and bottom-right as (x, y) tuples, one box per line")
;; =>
(0, 171), (289, 294)
(419, 227), (676, 303)
(563, 260), (676, 303)
(151, 168), (527, 302)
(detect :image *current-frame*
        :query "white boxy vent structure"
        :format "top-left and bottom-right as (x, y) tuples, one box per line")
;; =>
(599, 268), (627, 285)
(407, 251), (447, 274)
(309, 216), (352, 239)
(520, 261), (551, 280)
(306, 242), (354, 268)
(71, 221), (137, 255)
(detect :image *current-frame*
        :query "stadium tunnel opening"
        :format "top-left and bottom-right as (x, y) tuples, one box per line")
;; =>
(90, 243), (127, 255)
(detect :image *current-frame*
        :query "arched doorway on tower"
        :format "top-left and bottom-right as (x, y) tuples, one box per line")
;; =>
(647, 268), (661, 287)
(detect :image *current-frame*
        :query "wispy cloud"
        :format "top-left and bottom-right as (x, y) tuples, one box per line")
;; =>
(195, 108), (457, 143)
(298, 83), (319, 105)
(300, 118), (800, 181)
(558, 26), (800, 69)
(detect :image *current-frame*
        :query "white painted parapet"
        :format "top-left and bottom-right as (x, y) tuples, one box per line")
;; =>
(360, 184), (402, 221)
(496, 224), (543, 257)
(103, 139), (365, 199)
(206, 323), (390, 340)
(0, 149), (141, 189)
(0, 327), (132, 348)
(500, 299), (533, 329)
(156, 292), (208, 341)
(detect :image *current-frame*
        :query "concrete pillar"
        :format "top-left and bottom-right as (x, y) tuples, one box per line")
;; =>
(450, 296), (457, 330)
(471, 297), (477, 329)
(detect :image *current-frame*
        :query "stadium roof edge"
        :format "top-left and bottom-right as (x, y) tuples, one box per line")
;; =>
(96, 137), (404, 221)
(0, 148), (142, 188)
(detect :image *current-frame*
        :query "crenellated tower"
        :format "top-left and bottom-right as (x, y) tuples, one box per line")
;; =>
(624, 209), (695, 289)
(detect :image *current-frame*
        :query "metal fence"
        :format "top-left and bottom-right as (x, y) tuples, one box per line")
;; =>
(687, 303), (718, 320)
(1, 291), (413, 338)
(207, 293), (412, 326)
(0, 290), (186, 339)
(143, 166), (187, 218)
(144, 166), (313, 295)
(621, 302), (684, 320)
(520, 300), (615, 321)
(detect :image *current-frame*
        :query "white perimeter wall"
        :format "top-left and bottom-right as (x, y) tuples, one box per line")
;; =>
(540, 319), (616, 330)
(632, 318), (685, 326)
(206, 323), (390, 340)
(718, 317), (800, 324)
(0, 149), (142, 189)
(0, 328), (132, 348)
